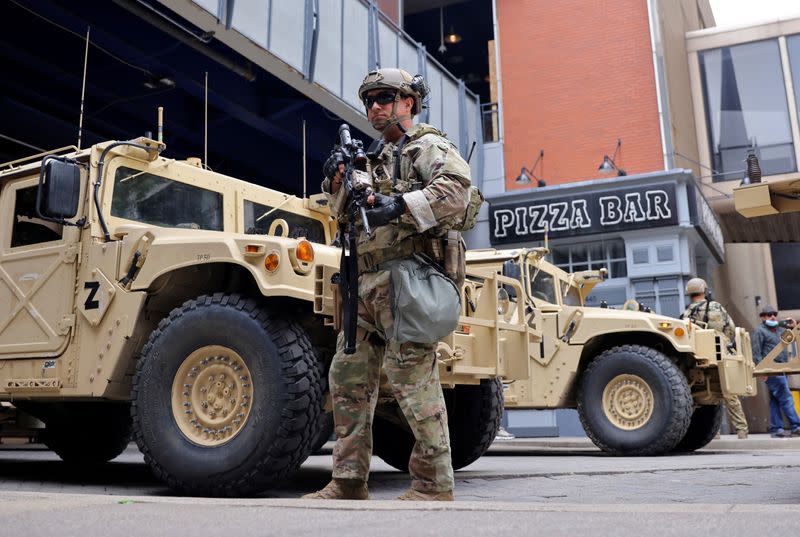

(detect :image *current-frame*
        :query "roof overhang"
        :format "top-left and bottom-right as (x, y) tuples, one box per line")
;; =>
(729, 178), (800, 242)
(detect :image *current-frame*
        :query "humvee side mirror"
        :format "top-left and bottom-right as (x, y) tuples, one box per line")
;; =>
(36, 155), (83, 225)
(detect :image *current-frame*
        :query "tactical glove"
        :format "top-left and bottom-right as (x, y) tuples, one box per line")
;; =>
(323, 151), (344, 180)
(365, 192), (406, 226)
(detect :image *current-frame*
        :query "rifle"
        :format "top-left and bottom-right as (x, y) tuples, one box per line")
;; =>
(332, 124), (372, 354)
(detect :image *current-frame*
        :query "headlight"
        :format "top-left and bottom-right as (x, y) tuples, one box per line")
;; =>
(289, 240), (314, 274)
(497, 288), (510, 316)
(264, 251), (280, 272)
(296, 240), (314, 263)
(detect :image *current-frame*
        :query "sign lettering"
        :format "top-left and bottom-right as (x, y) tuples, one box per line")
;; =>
(490, 184), (678, 245)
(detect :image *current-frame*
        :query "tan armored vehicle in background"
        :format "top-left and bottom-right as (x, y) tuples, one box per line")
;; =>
(0, 136), (762, 496)
(460, 248), (756, 456)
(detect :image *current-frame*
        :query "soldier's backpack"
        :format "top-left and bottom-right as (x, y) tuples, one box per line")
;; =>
(455, 185), (484, 232)
(395, 124), (485, 232)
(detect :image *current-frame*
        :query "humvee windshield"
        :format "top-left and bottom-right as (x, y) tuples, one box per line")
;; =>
(528, 265), (557, 303)
(111, 166), (223, 230)
(243, 200), (326, 244)
(561, 280), (582, 306)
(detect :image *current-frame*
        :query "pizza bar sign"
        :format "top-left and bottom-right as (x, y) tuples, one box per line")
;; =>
(489, 184), (678, 245)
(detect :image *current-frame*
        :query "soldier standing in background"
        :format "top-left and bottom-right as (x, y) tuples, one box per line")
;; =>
(681, 278), (749, 439)
(303, 68), (472, 501)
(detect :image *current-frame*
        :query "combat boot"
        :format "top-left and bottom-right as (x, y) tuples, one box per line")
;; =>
(737, 431), (748, 439)
(301, 478), (369, 500)
(396, 488), (454, 501)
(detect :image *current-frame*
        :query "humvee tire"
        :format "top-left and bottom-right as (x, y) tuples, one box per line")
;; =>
(310, 412), (334, 453)
(33, 402), (132, 464)
(577, 345), (692, 456)
(373, 377), (503, 471)
(672, 404), (723, 453)
(131, 294), (322, 497)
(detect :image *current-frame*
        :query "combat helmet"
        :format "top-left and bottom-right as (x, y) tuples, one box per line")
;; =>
(685, 277), (707, 296)
(358, 68), (429, 116)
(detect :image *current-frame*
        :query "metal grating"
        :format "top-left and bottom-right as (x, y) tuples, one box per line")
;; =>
(719, 211), (800, 243)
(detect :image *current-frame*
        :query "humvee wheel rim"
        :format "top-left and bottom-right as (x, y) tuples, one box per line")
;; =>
(602, 374), (654, 430)
(171, 345), (253, 447)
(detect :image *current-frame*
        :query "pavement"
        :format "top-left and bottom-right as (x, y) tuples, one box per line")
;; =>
(1, 436), (800, 535)
(486, 432), (800, 451)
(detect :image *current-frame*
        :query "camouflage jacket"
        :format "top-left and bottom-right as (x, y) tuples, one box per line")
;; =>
(681, 299), (735, 340)
(322, 123), (471, 254)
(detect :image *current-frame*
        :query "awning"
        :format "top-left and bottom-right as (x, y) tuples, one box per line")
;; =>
(730, 179), (800, 242)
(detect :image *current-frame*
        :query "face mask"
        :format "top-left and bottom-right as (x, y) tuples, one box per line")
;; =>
(765, 320), (779, 327)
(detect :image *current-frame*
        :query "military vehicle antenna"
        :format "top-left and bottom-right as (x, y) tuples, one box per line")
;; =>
(204, 71), (208, 168)
(302, 118), (307, 199)
(157, 106), (164, 143)
(77, 26), (90, 150)
(543, 221), (549, 252)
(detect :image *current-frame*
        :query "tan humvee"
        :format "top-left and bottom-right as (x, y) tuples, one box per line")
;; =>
(0, 137), (759, 496)
(0, 138), (512, 496)
(459, 247), (756, 455)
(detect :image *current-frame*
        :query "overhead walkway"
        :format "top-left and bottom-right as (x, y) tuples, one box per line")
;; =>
(157, 0), (484, 182)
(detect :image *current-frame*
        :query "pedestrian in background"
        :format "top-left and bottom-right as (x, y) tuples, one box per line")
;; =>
(751, 305), (800, 438)
(681, 278), (748, 439)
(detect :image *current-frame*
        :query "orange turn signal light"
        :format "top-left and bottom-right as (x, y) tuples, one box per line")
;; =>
(296, 240), (314, 263)
(674, 327), (685, 337)
(265, 252), (280, 272)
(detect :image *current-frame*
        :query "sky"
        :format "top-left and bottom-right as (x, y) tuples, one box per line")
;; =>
(709, 0), (800, 27)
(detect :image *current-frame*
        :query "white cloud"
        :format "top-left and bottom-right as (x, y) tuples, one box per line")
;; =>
(709, 0), (800, 28)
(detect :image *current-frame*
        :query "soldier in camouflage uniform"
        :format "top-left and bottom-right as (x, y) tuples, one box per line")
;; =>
(681, 277), (748, 439)
(302, 68), (471, 501)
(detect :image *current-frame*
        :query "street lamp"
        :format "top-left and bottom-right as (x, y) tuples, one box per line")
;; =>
(598, 139), (626, 176)
(515, 149), (546, 187)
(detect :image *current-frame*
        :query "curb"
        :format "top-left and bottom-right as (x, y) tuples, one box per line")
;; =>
(487, 434), (800, 452)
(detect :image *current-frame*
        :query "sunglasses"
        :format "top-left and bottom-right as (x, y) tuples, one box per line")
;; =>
(363, 90), (397, 108)
(764, 312), (778, 317)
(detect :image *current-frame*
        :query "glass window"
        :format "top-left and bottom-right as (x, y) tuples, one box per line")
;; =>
(571, 249), (587, 264)
(787, 34), (800, 141)
(656, 245), (674, 262)
(547, 239), (627, 278)
(771, 243), (800, 310)
(10, 186), (63, 247)
(632, 247), (649, 264)
(551, 247), (569, 266)
(699, 39), (795, 181)
(111, 167), (223, 230)
(562, 281), (582, 306)
(243, 201), (326, 244)
(632, 277), (682, 318)
(528, 268), (557, 304)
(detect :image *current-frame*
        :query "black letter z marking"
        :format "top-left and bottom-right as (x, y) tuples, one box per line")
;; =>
(84, 281), (100, 310)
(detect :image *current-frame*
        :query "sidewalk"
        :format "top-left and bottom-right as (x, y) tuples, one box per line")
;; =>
(487, 433), (800, 452)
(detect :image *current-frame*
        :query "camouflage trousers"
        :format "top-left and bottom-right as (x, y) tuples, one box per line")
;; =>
(724, 395), (748, 433)
(330, 268), (454, 493)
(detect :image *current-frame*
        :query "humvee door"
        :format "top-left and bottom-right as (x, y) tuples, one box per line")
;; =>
(0, 179), (80, 358)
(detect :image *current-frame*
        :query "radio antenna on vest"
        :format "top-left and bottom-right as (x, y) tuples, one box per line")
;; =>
(77, 26), (91, 150)
(466, 141), (476, 163)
